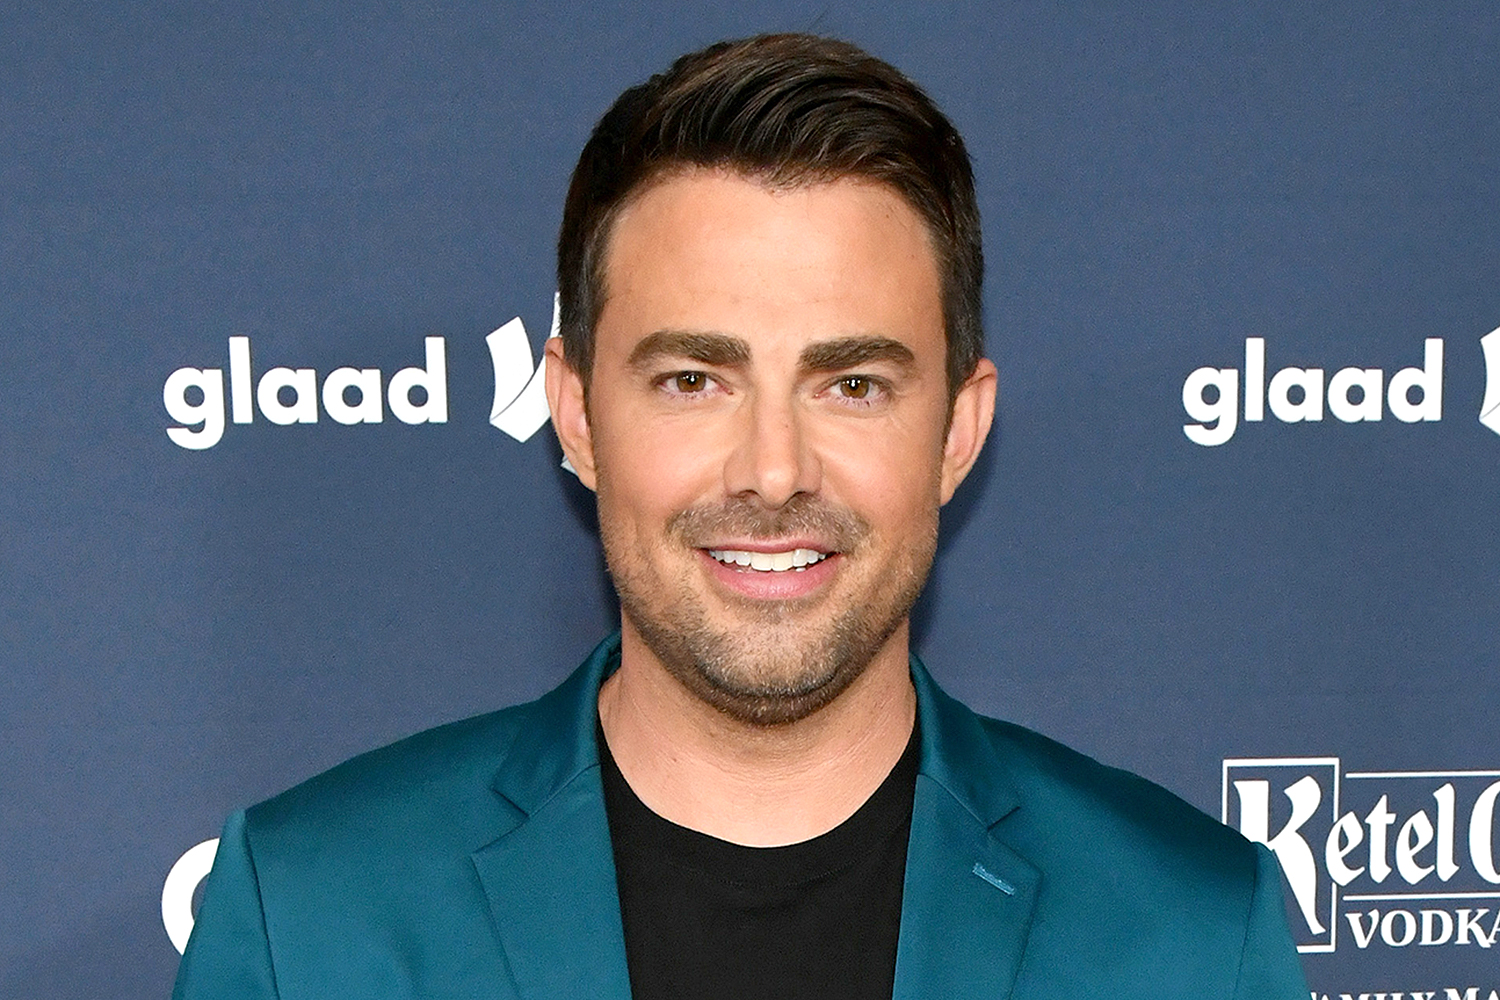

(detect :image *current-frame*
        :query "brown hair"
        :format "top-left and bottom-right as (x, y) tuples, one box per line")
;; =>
(556, 33), (983, 399)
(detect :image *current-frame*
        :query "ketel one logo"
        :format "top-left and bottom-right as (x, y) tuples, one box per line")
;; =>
(1222, 758), (1500, 953)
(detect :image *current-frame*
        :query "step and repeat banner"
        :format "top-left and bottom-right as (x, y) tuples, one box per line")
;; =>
(4, 3), (1497, 998)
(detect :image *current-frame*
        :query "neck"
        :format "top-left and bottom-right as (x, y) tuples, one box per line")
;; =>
(597, 621), (918, 847)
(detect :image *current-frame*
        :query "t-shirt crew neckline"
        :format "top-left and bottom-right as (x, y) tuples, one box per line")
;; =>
(596, 716), (921, 889)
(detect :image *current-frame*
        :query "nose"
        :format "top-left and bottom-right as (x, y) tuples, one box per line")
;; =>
(722, 394), (821, 508)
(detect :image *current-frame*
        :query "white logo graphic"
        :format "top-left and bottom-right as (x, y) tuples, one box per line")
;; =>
(162, 837), (219, 954)
(1183, 338), (1444, 446)
(163, 299), (566, 454)
(1223, 758), (1500, 953)
(164, 338), (448, 449)
(486, 294), (557, 443)
(1479, 328), (1500, 436)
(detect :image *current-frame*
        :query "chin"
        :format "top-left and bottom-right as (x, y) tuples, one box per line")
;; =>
(623, 600), (909, 728)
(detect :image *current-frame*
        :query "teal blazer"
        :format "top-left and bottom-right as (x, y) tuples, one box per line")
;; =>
(175, 635), (1309, 999)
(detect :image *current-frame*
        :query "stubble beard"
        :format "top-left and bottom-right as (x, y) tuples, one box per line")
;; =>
(601, 492), (938, 727)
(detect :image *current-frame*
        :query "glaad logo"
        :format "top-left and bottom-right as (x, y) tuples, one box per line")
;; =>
(1223, 758), (1500, 953)
(163, 338), (448, 449)
(486, 294), (556, 443)
(163, 297), (564, 453)
(162, 837), (219, 953)
(1183, 338), (1443, 446)
(1479, 328), (1500, 437)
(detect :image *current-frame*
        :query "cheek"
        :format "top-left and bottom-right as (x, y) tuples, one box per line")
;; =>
(593, 416), (715, 529)
(818, 420), (947, 516)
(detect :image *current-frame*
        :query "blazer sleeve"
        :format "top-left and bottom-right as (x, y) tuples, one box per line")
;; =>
(172, 810), (281, 1000)
(1232, 844), (1311, 1000)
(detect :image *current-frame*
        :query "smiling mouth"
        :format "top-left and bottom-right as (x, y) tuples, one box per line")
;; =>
(707, 548), (832, 572)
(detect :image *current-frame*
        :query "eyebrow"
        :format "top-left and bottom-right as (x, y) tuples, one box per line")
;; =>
(625, 330), (918, 376)
(627, 330), (751, 370)
(797, 337), (917, 374)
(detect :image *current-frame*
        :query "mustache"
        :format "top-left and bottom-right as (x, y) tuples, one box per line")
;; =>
(667, 495), (869, 552)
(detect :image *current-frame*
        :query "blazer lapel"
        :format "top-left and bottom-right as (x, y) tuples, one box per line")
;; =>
(893, 660), (1041, 1000)
(470, 638), (633, 1000)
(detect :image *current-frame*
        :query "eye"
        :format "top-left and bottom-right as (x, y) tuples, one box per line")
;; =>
(837, 376), (873, 400)
(822, 374), (891, 409)
(659, 371), (715, 395)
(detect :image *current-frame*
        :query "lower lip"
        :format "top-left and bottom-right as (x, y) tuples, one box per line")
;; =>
(698, 549), (840, 601)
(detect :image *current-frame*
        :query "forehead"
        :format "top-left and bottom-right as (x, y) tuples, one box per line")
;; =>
(595, 170), (944, 362)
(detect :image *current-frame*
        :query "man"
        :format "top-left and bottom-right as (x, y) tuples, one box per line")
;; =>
(174, 34), (1309, 999)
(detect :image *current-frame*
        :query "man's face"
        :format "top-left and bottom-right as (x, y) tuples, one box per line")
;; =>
(548, 170), (993, 726)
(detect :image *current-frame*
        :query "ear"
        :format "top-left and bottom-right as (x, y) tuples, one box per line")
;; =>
(544, 337), (599, 491)
(939, 358), (997, 504)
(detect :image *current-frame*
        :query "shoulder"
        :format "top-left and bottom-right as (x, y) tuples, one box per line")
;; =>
(238, 679), (580, 873)
(239, 639), (616, 856)
(939, 711), (1306, 995)
(973, 714), (1259, 891)
(248, 705), (523, 835)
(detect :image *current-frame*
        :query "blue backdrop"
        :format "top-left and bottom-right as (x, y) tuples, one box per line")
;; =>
(4, 3), (1498, 997)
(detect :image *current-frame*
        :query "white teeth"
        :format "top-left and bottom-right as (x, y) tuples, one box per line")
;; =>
(708, 548), (829, 572)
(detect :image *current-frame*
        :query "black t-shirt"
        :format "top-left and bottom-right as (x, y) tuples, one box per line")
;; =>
(599, 720), (919, 1000)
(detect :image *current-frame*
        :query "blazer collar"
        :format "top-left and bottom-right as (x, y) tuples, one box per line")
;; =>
(486, 634), (620, 817)
(910, 655), (1023, 827)
(472, 636), (1039, 1000)
(485, 637), (1025, 823)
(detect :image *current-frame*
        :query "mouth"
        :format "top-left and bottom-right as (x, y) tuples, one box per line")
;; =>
(706, 548), (832, 573)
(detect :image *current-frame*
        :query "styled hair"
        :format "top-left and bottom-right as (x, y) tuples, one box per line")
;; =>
(556, 33), (983, 399)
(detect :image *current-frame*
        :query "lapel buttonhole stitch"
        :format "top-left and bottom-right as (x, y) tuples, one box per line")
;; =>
(971, 862), (1016, 895)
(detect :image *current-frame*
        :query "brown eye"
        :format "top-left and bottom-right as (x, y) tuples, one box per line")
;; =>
(674, 372), (707, 393)
(839, 376), (871, 399)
